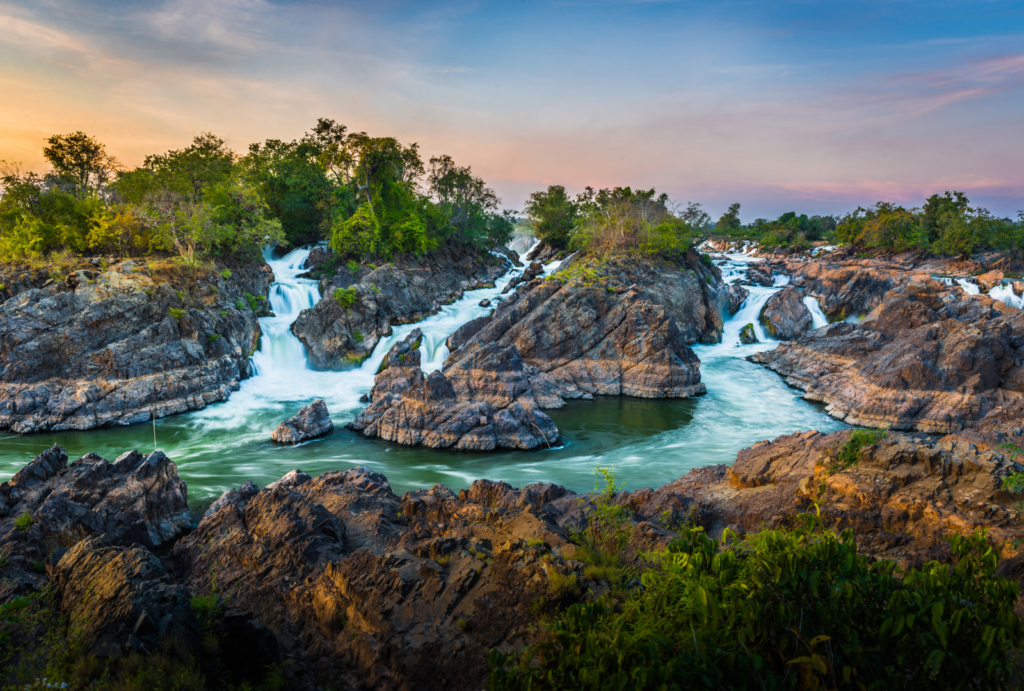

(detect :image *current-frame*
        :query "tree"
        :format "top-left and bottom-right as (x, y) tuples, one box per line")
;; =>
(141, 133), (235, 205)
(426, 154), (508, 246)
(42, 132), (120, 190)
(922, 191), (970, 244)
(524, 185), (578, 248)
(715, 203), (742, 234)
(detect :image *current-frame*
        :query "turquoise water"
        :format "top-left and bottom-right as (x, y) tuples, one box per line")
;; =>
(0, 251), (847, 505)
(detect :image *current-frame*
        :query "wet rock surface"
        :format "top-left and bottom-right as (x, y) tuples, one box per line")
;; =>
(292, 244), (511, 368)
(271, 399), (334, 444)
(739, 323), (758, 344)
(0, 259), (270, 433)
(759, 286), (813, 340)
(745, 263), (774, 286)
(751, 278), (1024, 432)
(722, 283), (749, 315)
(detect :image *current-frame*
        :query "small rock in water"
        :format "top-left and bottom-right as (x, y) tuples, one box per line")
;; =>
(739, 323), (758, 344)
(271, 399), (334, 444)
(976, 270), (1003, 293)
(479, 299), (491, 308)
(1013, 281), (1024, 297)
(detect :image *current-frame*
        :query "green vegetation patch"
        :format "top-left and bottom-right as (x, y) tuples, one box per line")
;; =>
(333, 286), (358, 311)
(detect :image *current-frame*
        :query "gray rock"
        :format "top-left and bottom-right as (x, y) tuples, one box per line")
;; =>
(746, 263), (774, 286)
(271, 399), (334, 444)
(759, 286), (813, 340)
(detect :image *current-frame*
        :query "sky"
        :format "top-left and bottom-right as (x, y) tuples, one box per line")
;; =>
(0, 0), (1022, 220)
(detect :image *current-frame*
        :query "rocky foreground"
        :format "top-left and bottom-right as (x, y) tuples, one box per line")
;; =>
(0, 257), (271, 433)
(4, 407), (1024, 689)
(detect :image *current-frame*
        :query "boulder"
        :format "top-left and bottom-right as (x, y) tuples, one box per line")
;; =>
(977, 270), (1004, 293)
(739, 323), (758, 344)
(759, 286), (813, 340)
(745, 263), (774, 286)
(722, 283), (749, 315)
(270, 399), (334, 444)
(478, 299), (491, 308)
(1013, 281), (1024, 297)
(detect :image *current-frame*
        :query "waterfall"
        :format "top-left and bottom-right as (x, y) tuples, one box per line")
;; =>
(250, 247), (319, 376)
(988, 283), (1024, 309)
(956, 278), (980, 295)
(803, 296), (829, 329)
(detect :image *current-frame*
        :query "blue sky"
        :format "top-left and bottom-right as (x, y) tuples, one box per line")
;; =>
(1, 0), (1022, 219)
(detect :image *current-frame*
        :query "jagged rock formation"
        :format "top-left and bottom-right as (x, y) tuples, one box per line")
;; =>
(0, 258), (270, 433)
(759, 286), (812, 340)
(271, 399), (334, 444)
(745, 263), (774, 286)
(751, 278), (1024, 432)
(501, 260), (543, 294)
(722, 283), (749, 315)
(292, 245), (511, 368)
(0, 445), (190, 603)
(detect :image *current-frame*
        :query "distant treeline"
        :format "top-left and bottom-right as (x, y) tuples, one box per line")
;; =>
(708, 195), (1024, 256)
(0, 121), (515, 266)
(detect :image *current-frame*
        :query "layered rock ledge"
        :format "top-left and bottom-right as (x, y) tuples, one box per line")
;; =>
(0, 258), (271, 433)
(751, 277), (1024, 432)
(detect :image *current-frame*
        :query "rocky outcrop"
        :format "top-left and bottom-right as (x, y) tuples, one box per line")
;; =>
(292, 244), (511, 369)
(167, 465), (587, 690)
(439, 254), (718, 411)
(349, 364), (560, 451)
(751, 278), (1024, 433)
(759, 286), (812, 340)
(53, 537), (202, 657)
(271, 399), (334, 444)
(722, 283), (749, 315)
(745, 263), (774, 286)
(0, 445), (190, 606)
(772, 257), (915, 322)
(0, 257), (270, 433)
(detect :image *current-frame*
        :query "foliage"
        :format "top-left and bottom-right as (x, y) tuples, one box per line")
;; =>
(489, 524), (1022, 691)
(333, 286), (358, 311)
(168, 308), (186, 321)
(220, 268), (231, 279)
(523, 185), (579, 248)
(572, 187), (694, 257)
(571, 467), (633, 591)
(13, 512), (32, 530)
(828, 429), (887, 474)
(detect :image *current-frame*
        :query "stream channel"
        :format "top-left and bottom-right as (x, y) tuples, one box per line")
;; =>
(0, 248), (848, 504)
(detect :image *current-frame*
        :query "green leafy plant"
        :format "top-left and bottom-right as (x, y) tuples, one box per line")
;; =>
(220, 268), (232, 279)
(352, 329), (364, 343)
(489, 524), (1022, 691)
(30, 559), (46, 574)
(828, 429), (887, 474)
(334, 286), (358, 311)
(14, 511), (32, 530)
(243, 292), (265, 311)
(208, 333), (221, 342)
(169, 307), (186, 321)
(346, 260), (360, 274)
(236, 299), (247, 311)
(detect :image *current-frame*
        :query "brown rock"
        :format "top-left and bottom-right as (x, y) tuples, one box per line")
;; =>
(759, 286), (812, 340)
(270, 399), (334, 444)
(977, 270), (1004, 293)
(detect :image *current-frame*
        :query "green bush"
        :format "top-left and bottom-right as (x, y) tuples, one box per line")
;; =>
(489, 524), (1022, 691)
(235, 299), (247, 311)
(352, 329), (364, 342)
(13, 512), (32, 530)
(829, 429), (887, 474)
(347, 259), (360, 274)
(334, 286), (357, 311)
(220, 268), (232, 279)
(168, 307), (186, 320)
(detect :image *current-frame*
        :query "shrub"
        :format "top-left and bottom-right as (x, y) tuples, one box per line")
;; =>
(347, 260), (360, 274)
(208, 333), (221, 342)
(235, 299), (246, 311)
(14, 512), (32, 530)
(243, 292), (265, 311)
(489, 525), (1022, 691)
(168, 307), (186, 321)
(352, 329), (364, 343)
(220, 268), (232, 279)
(334, 286), (358, 311)
(829, 429), (887, 474)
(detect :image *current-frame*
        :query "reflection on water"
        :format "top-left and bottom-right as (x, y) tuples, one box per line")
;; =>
(0, 252), (848, 505)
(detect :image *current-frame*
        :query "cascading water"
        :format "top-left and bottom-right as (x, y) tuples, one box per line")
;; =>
(988, 283), (1024, 309)
(803, 296), (829, 329)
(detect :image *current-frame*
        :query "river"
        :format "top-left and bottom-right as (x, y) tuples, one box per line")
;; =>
(0, 248), (847, 504)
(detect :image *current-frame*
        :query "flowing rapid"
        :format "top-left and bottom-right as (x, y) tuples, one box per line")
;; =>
(0, 249), (847, 503)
